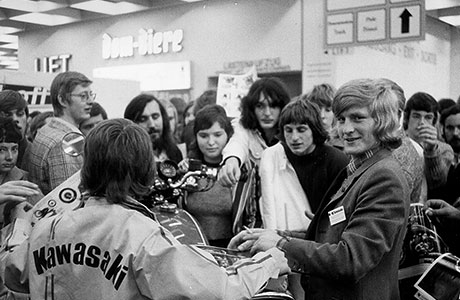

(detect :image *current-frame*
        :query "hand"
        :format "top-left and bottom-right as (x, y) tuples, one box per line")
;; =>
(417, 124), (438, 152)
(304, 210), (314, 220)
(265, 247), (291, 276)
(178, 159), (189, 173)
(0, 181), (40, 204)
(228, 228), (267, 251)
(425, 199), (460, 221)
(251, 230), (283, 255)
(218, 157), (241, 187)
(10, 201), (34, 222)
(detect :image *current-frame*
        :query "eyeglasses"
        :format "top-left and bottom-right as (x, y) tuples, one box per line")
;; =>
(70, 92), (96, 102)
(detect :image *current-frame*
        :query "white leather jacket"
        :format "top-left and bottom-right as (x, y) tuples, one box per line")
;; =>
(1, 197), (286, 300)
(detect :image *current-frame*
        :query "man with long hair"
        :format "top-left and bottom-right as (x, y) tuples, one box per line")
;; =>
(124, 94), (182, 163)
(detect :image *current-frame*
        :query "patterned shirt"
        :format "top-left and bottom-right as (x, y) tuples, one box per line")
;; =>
(347, 148), (378, 176)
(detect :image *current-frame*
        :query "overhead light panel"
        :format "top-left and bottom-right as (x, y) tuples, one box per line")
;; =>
(439, 15), (460, 26)
(0, 59), (18, 66)
(425, 0), (460, 10)
(0, 0), (64, 12)
(71, 0), (149, 15)
(0, 34), (17, 43)
(11, 12), (79, 26)
(0, 26), (22, 35)
(0, 43), (18, 50)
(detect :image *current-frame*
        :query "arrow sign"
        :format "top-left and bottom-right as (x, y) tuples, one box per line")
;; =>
(400, 9), (412, 34)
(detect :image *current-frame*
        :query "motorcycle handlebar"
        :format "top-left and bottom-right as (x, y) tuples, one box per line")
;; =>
(169, 167), (218, 189)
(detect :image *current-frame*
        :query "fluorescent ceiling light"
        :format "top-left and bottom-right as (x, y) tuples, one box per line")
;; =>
(0, 43), (18, 49)
(0, 0), (37, 12)
(0, 34), (17, 43)
(0, 55), (17, 61)
(0, 0), (64, 12)
(0, 59), (18, 66)
(71, 0), (148, 15)
(440, 15), (460, 26)
(426, 0), (460, 10)
(0, 26), (22, 35)
(11, 12), (79, 26)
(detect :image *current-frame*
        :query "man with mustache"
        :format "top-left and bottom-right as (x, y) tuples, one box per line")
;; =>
(428, 104), (460, 203)
(423, 104), (460, 257)
(23, 71), (94, 195)
(124, 94), (182, 163)
(441, 104), (460, 164)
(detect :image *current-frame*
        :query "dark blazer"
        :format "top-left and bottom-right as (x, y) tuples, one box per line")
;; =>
(282, 148), (410, 300)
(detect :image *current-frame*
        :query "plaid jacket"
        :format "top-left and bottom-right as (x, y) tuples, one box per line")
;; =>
(22, 118), (83, 195)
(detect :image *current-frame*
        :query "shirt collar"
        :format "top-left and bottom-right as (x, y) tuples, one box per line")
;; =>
(346, 147), (380, 176)
(53, 117), (82, 133)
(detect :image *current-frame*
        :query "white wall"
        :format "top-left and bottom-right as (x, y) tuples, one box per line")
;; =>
(17, 0), (301, 113)
(302, 0), (455, 101)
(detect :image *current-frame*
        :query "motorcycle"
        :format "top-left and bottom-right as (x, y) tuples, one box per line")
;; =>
(30, 132), (294, 300)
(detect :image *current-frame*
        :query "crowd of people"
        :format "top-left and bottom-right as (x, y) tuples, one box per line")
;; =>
(0, 70), (458, 300)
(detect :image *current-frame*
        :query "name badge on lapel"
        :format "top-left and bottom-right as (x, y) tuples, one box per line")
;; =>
(328, 206), (346, 226)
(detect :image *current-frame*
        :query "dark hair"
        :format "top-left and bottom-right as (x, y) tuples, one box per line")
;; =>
(0, 90), (29, 117)
(0, 116), (22, 144)
(124, 94), (177, 155)
(305, 83), (336, 109)
(169, 97), (186, 123)
(183, 101), (194, 120)
(90, 102), (108, 119)
(193, 90), (217, 116)
(403, 92), (439, 130)
(81, 118), (155, 203)
(438, 98), (456, 113)
(440, 104), (460, 126)
(29, 111), (54, 141)
(50, 71), (92, 116)
(240, 77), (290, 131)
(279, 100), (328, 145)
(29, 110), (41, 120)
(188, 104), (233, 160)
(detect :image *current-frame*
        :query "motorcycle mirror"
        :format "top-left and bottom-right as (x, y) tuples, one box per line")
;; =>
(62, 132), (85, 157)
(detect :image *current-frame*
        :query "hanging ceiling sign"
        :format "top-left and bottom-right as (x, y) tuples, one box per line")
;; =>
(325, 0), (425, 48)
(102, 28), (184, 60)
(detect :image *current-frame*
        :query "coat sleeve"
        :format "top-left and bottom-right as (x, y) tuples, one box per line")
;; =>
(1, 218), (32, 293)
(425, 141), (454, 189)
(281, 165), (408, 282)
(222, 119), (250, 165)
(133, 226), (286, 300)
(259, 149), (277, 229)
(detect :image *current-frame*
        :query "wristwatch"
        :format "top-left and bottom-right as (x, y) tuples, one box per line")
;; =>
(276, 236), (291, 253)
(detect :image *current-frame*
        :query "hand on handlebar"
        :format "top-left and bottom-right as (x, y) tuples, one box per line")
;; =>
(218, 157), (241, 187)
(425, 199), (460, 221)
(178, 159), (189, 173)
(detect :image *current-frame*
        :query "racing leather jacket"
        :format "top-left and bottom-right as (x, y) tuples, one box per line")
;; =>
(1, 197), (287, 300)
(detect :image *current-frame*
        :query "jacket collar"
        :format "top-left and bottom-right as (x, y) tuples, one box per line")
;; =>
(326, 147), (391, 208)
